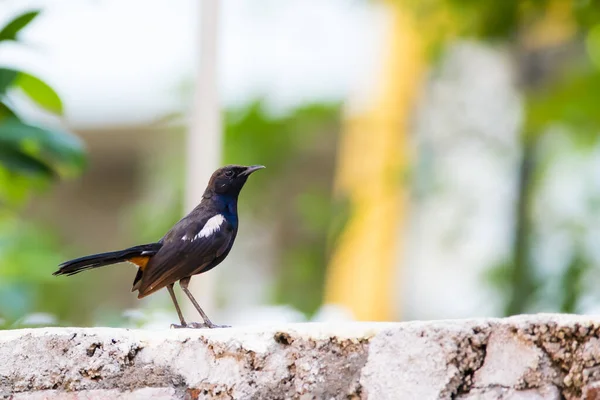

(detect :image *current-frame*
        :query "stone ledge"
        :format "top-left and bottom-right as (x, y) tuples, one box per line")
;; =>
(1, 314), (600, 399)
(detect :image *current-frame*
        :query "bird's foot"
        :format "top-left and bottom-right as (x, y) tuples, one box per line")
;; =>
(205, 322), (231, 329)
(170, 322), (230, 329)
(190, 321), (231, 329)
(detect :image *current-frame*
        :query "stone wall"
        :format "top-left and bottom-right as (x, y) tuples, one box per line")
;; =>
(1, 314), (600, 399)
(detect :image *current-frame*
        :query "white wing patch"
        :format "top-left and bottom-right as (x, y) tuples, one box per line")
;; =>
(197, 214), (226, 239)
(181, 214), (226, 242)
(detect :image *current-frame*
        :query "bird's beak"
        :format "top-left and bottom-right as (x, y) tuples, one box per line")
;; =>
(241, 165), (265, 176)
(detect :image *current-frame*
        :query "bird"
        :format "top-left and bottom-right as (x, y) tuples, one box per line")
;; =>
(53, 164), (265, 329)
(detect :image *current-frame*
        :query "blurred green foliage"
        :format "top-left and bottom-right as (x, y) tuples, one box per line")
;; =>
(406, 0), (600, 315)
(0, 10), (86, 328)
(526, 67), (600, 147)
(0, 10), (84, 194)
(223, 102), (341, 314)
(402, 0), (600, 40)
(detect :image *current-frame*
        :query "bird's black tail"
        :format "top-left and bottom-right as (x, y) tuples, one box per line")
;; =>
(53, 243), (163, 276)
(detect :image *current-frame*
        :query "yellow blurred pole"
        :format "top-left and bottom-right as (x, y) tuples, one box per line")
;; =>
(324, 3), (426, 321)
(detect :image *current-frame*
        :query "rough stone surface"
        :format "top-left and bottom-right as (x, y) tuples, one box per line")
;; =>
(3, 314), (600, 399)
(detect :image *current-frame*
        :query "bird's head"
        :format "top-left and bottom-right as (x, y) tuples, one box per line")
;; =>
(204, 164), (265, 198)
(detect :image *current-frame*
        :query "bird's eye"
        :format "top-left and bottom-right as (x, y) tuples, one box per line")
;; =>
(224, 170), (235, 178)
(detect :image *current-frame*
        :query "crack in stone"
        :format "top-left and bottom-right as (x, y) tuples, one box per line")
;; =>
(442, 324), (491, 399)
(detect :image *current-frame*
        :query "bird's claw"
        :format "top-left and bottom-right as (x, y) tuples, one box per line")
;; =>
(206, 323), (231, 329)
(170, 322), (231, 329)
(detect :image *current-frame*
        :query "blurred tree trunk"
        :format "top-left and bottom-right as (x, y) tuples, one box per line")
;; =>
(324, 3), (425, 321)
(506, 0), (576, 315)
(506, 141), (536, 315)
(184, 0), (222, 320)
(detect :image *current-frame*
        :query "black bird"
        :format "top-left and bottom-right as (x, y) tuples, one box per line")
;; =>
(53, 164), (265, 329)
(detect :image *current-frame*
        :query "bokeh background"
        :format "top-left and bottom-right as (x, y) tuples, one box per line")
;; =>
(1, 0), (600, 329)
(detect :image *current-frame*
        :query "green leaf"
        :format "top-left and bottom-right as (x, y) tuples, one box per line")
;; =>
(0, 102), (16, 120)
(0, 10), (40, 42)
(0, 68), (63, 115)
(0, 68), (62, 115)
(0, 68), (18, 95)
(0, 118), (85, 177)
(14, 72), (63, 115)
(0, 145), (53, 178)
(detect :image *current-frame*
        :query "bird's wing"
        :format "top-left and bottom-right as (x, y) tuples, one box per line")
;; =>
(137, 213), (234, 297)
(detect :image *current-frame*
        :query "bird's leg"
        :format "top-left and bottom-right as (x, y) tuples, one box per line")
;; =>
(167, 283), (188, 329)
(179, 277), (230, 329)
